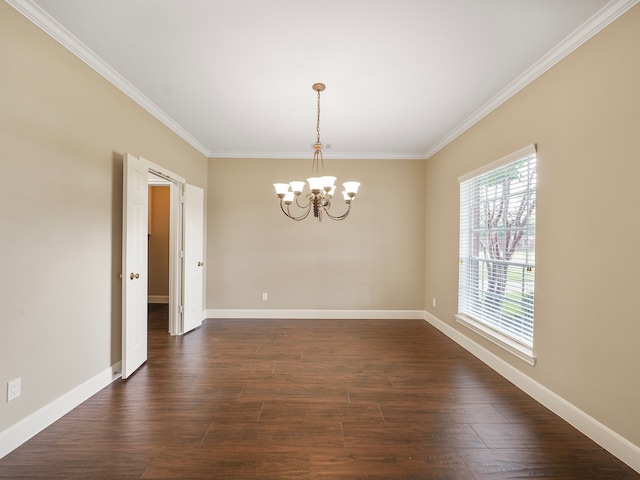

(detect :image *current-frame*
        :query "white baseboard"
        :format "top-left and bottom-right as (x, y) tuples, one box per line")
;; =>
(205, 309), (426, 320)
(0, 363), (121, 459)
(424, 311), (640, 474)
(3, 314), (637, 474)
(148, 295), (169, 304)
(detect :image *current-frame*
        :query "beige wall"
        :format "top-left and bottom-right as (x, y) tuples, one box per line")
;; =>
(148, 186), (170, 297)
(207, 158), (426, 310)
(424, 5), (640, 446)
(0, 3), (207, 431)
(2, 0), (639, 465)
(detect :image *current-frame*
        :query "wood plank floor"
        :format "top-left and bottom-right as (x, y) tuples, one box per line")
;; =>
(1, 304), (638, 479)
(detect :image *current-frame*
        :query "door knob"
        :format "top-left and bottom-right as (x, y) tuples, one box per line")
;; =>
(129, 272), (140, 280)
(197, 262), (203, 267)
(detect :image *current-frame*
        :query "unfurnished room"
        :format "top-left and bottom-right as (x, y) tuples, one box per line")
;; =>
(1, 0), (639, 478)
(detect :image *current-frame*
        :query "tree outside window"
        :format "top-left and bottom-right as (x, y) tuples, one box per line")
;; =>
(458, 148), (537, 348)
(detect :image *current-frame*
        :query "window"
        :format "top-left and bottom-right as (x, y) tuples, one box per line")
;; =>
(457, 145), (537, 365)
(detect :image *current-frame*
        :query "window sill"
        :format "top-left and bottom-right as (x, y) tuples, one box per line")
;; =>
(455, 314), (536, 366)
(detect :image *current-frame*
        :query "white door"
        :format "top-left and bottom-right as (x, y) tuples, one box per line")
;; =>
(122, 154), (148, 378)
(183, 184), (204, 333)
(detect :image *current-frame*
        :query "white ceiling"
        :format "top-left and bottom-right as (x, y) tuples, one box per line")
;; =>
(9, 0), (636, 159)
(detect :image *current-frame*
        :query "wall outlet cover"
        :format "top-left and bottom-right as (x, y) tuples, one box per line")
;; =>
(7, 378), (21, 402)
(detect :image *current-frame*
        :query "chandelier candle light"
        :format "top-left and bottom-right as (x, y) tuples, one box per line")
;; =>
(273, 83), (360, 221)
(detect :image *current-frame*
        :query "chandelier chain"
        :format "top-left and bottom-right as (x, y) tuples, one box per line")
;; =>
(316, 88), (321, 145)
(312, 86), (324, 177)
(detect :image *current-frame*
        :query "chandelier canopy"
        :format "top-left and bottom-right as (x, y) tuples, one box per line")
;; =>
(273, 83), (360, 221)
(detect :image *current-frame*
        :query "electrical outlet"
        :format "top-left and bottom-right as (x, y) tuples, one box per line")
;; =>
(7, 378), (21, 402)
(261, 292), (268, 301)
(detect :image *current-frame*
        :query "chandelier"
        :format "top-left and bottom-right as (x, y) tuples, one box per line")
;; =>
(273, 83), (360, 221)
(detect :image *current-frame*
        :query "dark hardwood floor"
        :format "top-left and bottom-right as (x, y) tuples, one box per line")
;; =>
(1, 304), (638, 479)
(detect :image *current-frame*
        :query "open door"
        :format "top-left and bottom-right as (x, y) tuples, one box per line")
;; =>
(122, 153), (149, 378)
(183, 184), (204, 333)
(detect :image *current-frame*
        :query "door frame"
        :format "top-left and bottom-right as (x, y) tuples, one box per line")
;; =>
(146, 161), (186, 335)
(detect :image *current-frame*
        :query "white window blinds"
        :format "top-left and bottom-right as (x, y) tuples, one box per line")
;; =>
(458, 145), (537, 348)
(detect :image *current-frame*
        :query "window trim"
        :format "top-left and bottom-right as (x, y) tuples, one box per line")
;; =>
(457, 144), (537, 183)
(455, 313), (536, 365)
(457, 144), (537, 365)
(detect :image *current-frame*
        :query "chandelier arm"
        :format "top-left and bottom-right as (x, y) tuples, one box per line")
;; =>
(280, 198), (312, 221)
(322, 202), (353, 221)
(295, 195), (310, 209)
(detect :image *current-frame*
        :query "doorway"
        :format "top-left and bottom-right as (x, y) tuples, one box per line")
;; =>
(147, 175), (171, 333)
(146, 168), (184, 336)
(122, 154), (204, 379)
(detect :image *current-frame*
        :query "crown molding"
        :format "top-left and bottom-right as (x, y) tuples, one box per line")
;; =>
(206, 151), (427, 160)
(424, 0), (640, 159)
(8, 0), (637, 162)
(6, 0), (211, 157)
(8, 0), (415, 161)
